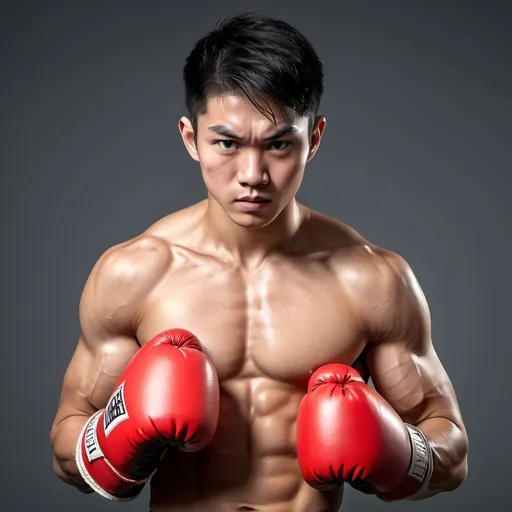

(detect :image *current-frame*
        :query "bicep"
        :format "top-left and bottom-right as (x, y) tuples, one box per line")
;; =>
(365, 337), (463, 428)
(54, 334), (139, 424)
(364, 252), (464, 429)
(50, 332), (139, 474)
(52, 244), (144, 427)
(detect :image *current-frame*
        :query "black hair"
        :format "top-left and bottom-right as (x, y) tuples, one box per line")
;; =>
(183, 11), (324, 134)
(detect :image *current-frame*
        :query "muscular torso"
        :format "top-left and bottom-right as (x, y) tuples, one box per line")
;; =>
(130, 203), (381, 512)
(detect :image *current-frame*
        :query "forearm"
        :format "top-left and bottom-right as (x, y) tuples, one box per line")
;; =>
(51, 415), (93, 494)
(413, 416), (468, 499)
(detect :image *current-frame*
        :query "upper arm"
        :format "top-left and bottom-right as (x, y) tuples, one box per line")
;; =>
(51, 236), (171, 430)
(363, 251), (465, 431)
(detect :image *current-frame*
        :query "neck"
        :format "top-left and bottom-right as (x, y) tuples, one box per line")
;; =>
(199, 194), (305, 269)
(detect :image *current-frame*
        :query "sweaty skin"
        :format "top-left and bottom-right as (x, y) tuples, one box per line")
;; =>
(51, 204), (467, 511)
(51, 94), (467, 511)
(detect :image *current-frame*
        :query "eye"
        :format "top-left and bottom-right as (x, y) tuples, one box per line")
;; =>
(216, 140), (237, 150)
(269, 141), (292, 151)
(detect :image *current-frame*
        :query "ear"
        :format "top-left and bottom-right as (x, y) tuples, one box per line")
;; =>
(179, 116), (199, 162)
(307, 116), (327, 163)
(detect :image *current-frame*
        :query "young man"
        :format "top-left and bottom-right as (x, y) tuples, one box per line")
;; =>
(50, 12), (468, 512)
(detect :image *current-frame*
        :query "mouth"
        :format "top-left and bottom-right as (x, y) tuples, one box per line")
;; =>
(235, 196), (271, 203)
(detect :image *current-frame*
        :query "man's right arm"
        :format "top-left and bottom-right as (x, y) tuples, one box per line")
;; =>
(50, 236), (171, 492)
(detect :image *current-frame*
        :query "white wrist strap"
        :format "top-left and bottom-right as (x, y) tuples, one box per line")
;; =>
(75, 411), (152, 502)
(405, 423), (434, 498)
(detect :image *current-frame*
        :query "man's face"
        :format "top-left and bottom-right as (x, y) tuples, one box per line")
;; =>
(180, 94), (325, 229)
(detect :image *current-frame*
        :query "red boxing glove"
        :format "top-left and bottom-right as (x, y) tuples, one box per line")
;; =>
(296, 363), (433, 501)
(76, 328), (220, 501)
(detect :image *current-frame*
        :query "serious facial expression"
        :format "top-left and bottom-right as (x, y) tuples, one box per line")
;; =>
(180, 94), (325, 229)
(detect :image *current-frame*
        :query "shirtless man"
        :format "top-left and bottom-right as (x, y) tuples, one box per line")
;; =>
(50, 12), (469, 512)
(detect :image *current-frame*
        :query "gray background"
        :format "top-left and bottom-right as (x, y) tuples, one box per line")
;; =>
(1, 1), (510, 511)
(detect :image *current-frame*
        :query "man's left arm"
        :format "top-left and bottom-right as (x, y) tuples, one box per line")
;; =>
(364, 251), (469, 499)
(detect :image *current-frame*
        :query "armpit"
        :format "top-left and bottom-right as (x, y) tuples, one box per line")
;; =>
(352, 350), (370, 384)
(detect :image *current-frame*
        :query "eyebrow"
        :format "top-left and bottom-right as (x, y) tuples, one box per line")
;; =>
(207, 124), (298, 141)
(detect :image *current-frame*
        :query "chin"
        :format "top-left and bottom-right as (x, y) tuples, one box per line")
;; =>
(232, 216), (275, 229)
(229, 210), (278, 229)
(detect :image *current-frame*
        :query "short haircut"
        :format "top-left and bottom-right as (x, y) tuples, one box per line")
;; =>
(183, 11), (324, 133)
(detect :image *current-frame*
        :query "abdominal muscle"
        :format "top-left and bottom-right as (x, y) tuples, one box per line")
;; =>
(149, 376), (342, 512)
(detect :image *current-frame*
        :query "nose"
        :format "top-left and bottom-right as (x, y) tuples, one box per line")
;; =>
(237, 151), (269, 187)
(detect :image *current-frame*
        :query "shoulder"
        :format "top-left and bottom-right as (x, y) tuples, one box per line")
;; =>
(309, 212), (426, 315)
(336, 241), (422, 300)
(85, 200), (205, 297)
(92, 234), (172, 288)
(338, 243), (430, 342)
(360, 245), (417, 291)
(79, 234), (172, 332)
(305, 208), (432, 341)
(365, 246), (425, 306)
